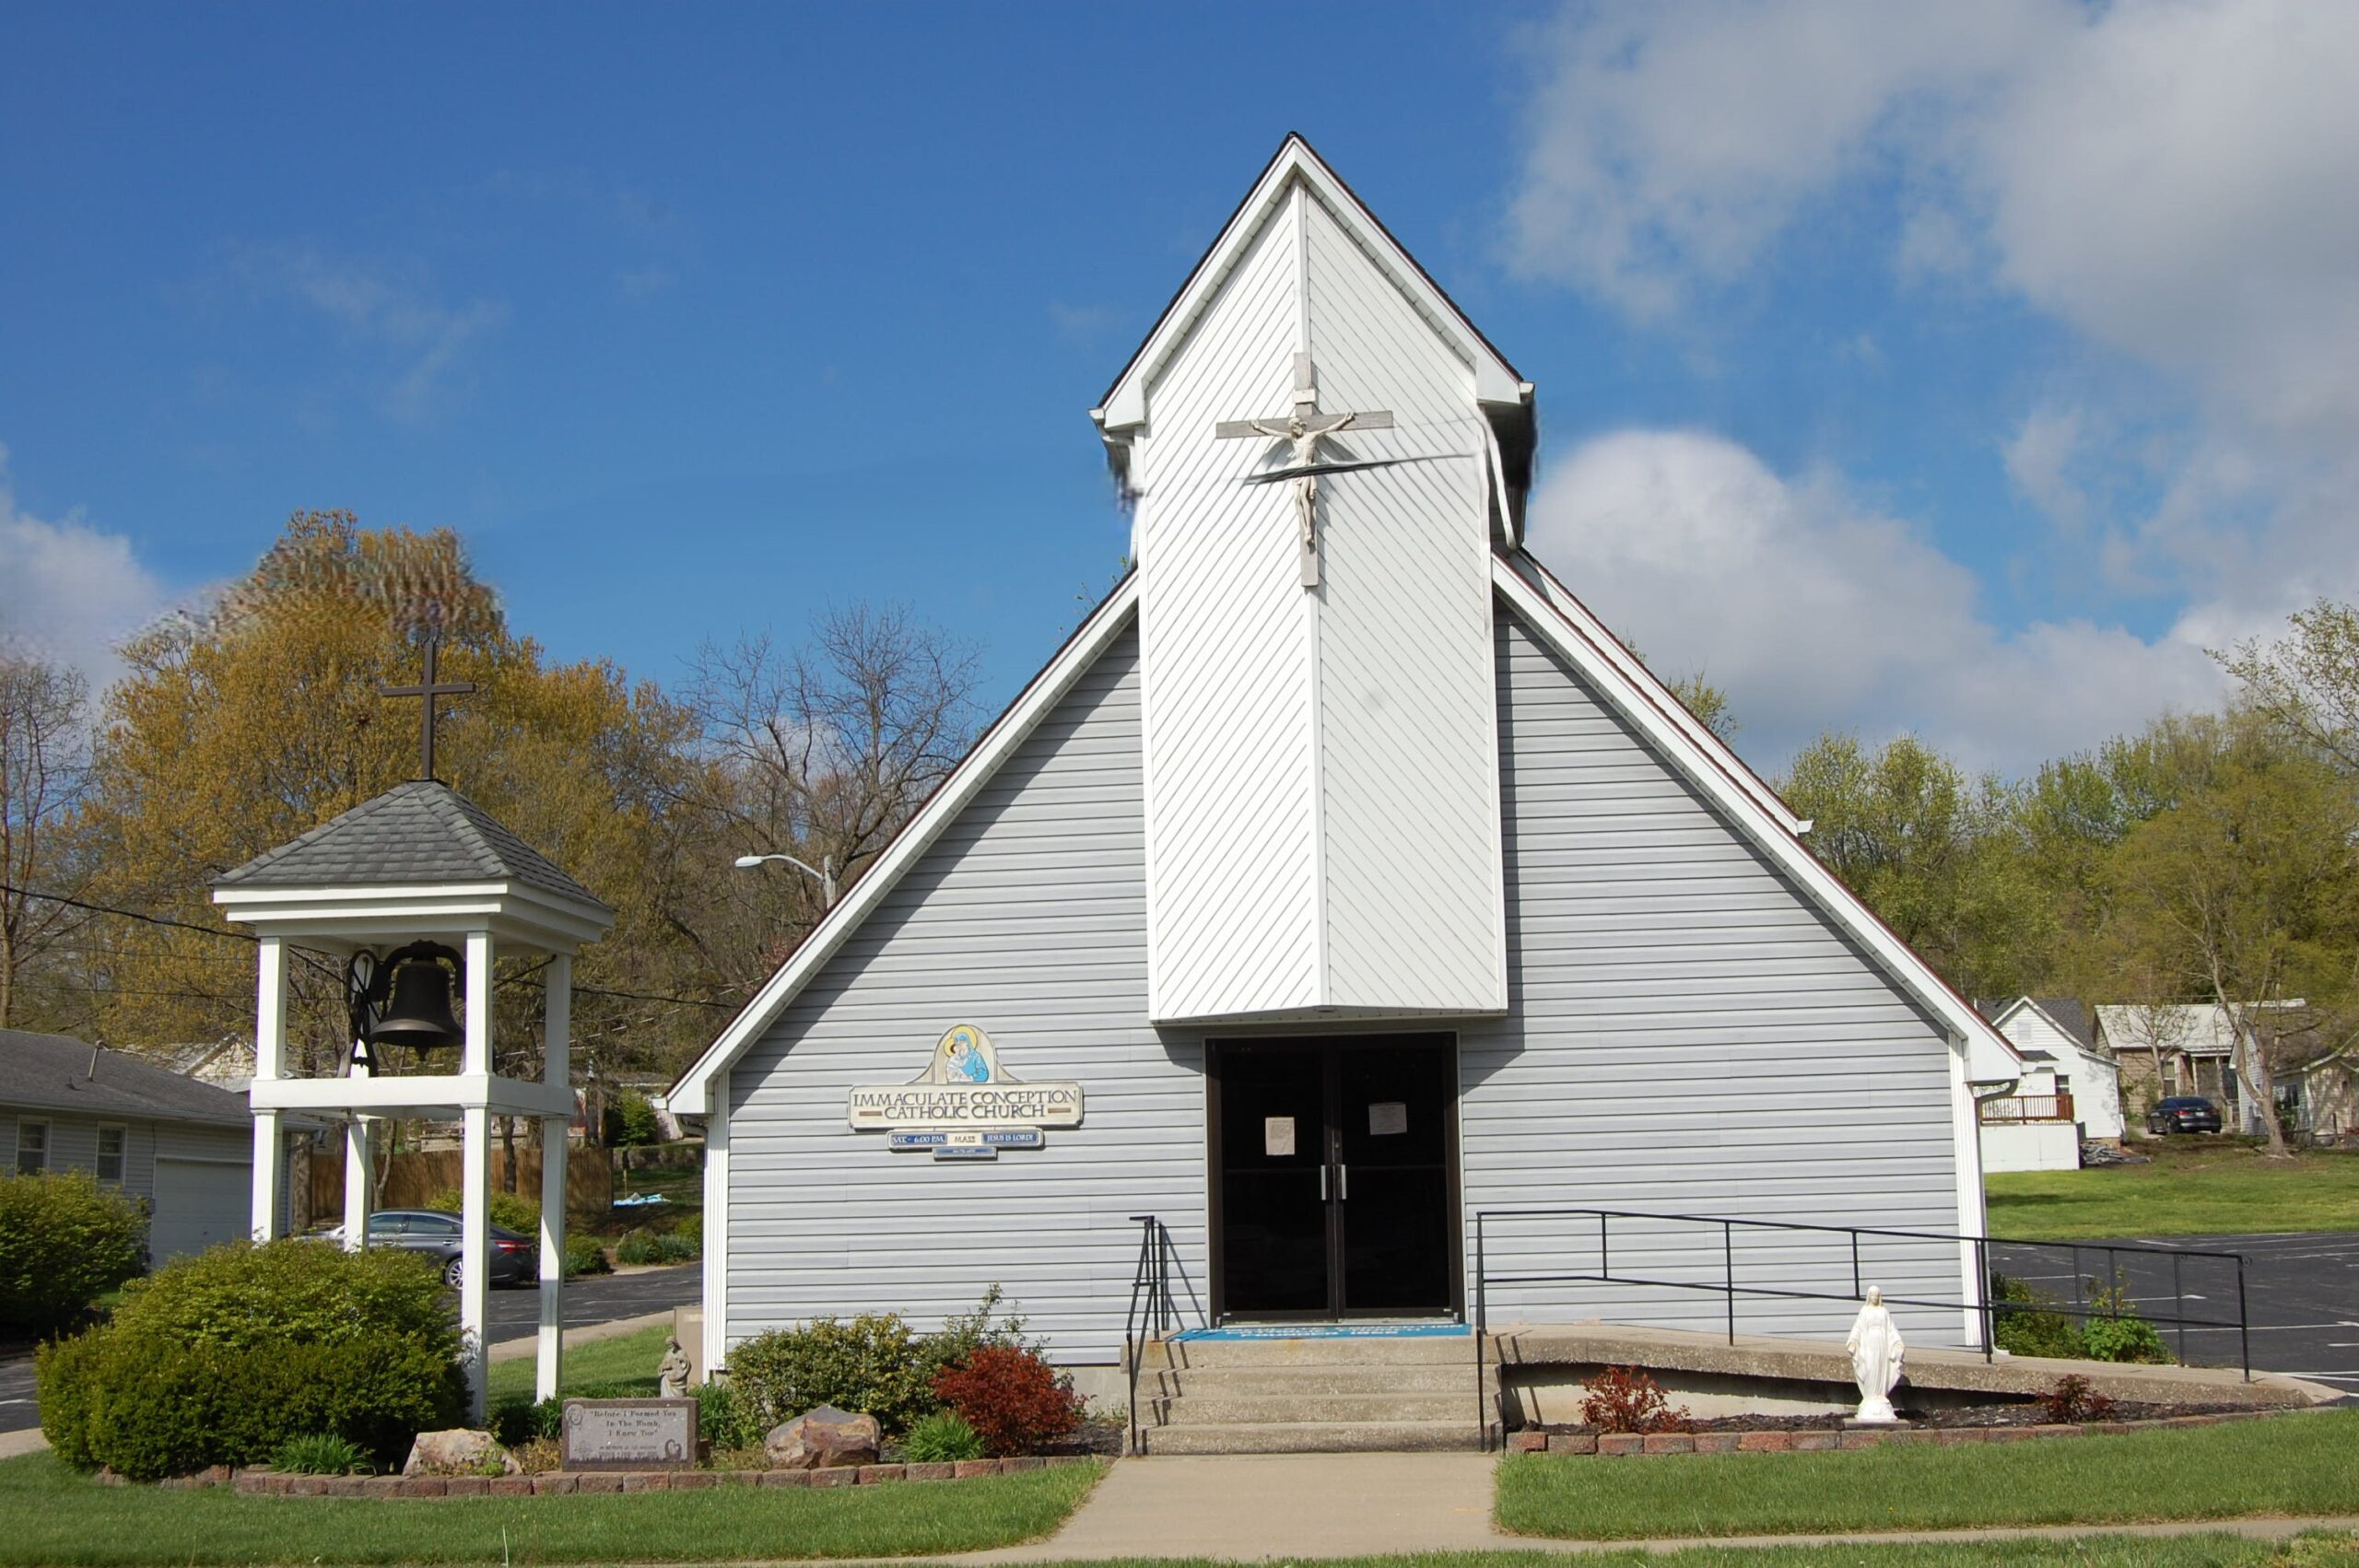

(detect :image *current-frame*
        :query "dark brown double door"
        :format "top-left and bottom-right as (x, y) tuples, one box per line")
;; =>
(1209, 1036), (1461, 1320)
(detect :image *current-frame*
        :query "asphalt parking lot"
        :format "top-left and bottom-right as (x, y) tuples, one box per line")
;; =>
(1989, 1231), (2359, 1392)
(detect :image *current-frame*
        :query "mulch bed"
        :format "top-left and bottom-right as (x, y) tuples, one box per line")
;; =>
(1534, 1397), (2275, 1435)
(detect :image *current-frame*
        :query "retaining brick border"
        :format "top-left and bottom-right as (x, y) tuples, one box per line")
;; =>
(1524, 1408), (2294, 1457)
(223, 1454), (1103, 1498)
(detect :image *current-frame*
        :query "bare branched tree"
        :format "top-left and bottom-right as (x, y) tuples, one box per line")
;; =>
(0, 654), (93, 1027)
(669, 603), (981, 993)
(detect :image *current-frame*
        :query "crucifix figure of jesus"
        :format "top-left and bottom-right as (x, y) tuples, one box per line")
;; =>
(379, 635), (476, 782)
(1216, 353), (1392, 588)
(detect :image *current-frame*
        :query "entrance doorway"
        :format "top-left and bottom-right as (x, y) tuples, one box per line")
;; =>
(1208, 1035), (1460, 1320)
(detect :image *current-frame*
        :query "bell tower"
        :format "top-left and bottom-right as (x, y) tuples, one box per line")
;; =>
(214, 777), (614, 1422)
(1096, 135), (1533, 1024)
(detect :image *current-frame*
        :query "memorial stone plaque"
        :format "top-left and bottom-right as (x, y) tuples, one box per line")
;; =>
(561, 1398), (698, 1470)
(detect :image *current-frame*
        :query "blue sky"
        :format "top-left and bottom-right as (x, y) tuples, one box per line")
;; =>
(6, 2), (2354, 773)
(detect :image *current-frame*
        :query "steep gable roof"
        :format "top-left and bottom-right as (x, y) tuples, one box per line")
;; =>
(1092, 135), (1531, 477)
(213, 780), (610, 913)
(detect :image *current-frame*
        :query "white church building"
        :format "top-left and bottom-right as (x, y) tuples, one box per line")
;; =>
(671, 138), (2024, 1399)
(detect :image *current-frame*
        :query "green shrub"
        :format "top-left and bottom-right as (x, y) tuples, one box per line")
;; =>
(563, 1235), (611, 1278)
(1989, 1271), (2085, 1360)
(922, 1284), (1039, 1382)
(36, 1239), (464, 1479)
(612, 1229), (694, 1266)
(489, 1394), (566, 1448)
(675, 1212), (702, 1249)
(605, 1091), (659, 1147)
(2082, 1277), (2173, 1363)
(425, 1188), (540, 1235)
(899, 1410), (985, 1463)
(272, 1433), (371, 1475)
(695, 1378), (756, 1451)
(0, 1171), (149, 1335)
(729, 1313), (934, 1436)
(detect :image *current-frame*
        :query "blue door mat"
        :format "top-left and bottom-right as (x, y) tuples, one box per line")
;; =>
(1176, 1322), (1471, 1340)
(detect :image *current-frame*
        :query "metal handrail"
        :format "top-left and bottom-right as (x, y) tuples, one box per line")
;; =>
(1121, 1215), (1173, 1456)
(1473, 1206), (2250, 1382)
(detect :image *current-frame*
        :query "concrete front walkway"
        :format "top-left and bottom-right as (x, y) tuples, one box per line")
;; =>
(944, 1453), (2359, 1563)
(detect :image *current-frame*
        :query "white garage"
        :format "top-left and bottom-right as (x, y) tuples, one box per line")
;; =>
(150, 1156), (257, 1262)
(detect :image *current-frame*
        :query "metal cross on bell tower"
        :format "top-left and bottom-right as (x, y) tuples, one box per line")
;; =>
(379, 636), (476, 782)
(1215, 353), (1393, 588)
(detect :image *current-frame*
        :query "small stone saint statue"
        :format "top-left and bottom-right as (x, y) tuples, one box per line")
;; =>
(657, 1335), (691, 1399)
(1846, 1286), (1906, 1424)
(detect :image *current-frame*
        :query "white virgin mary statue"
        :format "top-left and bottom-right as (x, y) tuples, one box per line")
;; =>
(1846, 1286), (1905, 1423)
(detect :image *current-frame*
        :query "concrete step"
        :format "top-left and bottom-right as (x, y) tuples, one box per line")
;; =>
(1140, 1334), (1476, 1370)
(1144, 1363), (1494, 1398)
(1136, 1420), (1486, 1456)
(1151, 1391), (1485, 1424)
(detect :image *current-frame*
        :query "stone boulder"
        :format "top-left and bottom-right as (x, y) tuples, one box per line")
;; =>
(402, 1429), (520, 1477)
(763, 1406), (881, 1470)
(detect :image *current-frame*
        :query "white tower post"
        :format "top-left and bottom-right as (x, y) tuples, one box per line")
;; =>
(535, 953), (570, 1402)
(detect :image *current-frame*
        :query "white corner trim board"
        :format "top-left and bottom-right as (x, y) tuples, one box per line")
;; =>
(1491, 554), (2022, 1074)
(668, 575), (1144, 1117)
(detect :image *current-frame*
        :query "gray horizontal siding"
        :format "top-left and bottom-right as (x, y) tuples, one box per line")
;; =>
(728, 622), (1204, 1363)
(1464, 612), (1968, 1346)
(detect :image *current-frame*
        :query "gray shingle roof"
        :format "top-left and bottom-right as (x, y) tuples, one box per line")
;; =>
(2034, 998), (2095, 1051)
(0, 1029), (254, 1129)
(212, 780), (610, 911)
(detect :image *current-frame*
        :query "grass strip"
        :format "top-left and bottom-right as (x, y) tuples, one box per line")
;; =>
(486, 1320), (670, 1405)
(976, 1544), (2354, 1568)
(1985, 1147), (2359, 1240)
(1496, 1409), (2359, 1540)
(0, 1449), (1098, 1565)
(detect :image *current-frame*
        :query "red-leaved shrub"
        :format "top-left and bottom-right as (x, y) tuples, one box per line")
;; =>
(930, 1345), (1083, 1457)
(1577, 1365), (1691, 1434)
(2036, 1373), (2114, 1423)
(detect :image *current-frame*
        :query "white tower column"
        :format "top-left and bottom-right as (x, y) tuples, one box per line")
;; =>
(535, 953), (570, 1402)
(342, 1117), (373, 1252)
(249, 936), (288, 1241)
(459, 928), (495, 1422)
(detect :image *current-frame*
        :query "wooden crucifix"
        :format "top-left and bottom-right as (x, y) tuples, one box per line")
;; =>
(379, 636), (475, 781)
(1216, 353), (1392, 588)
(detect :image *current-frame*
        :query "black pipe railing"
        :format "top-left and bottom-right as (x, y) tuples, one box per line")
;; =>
(1122, 1215), (1175, 1456)
(1473, 1207), (2250, 1383)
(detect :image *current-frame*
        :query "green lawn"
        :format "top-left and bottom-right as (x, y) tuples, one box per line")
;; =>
(1496, 1410), (2359, 1540)
(0, 1449), (1098, 1565)
(945, 1546), (2354, 1568)
(486, 1321), (670, 1406)
(1986, 1145), (2359, 1239)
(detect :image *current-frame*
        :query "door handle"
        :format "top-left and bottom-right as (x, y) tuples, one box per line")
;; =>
(1320, 1165), (1328, 1202)
(1339, 1164), (1348, 1201)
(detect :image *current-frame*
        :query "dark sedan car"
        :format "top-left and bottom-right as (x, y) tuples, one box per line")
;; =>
(2146, 1095), (2224, 1135)
(314, 1209), (539, 1288)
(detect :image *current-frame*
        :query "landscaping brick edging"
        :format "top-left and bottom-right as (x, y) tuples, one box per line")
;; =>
(220, 1454), (1100, 1498)
(1506, 1409), (2294, 1457)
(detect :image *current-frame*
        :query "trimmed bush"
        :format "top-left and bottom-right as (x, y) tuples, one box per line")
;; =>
(1990, 1271), (2085, 1360)
(729, 1313), (935, 1436)
(0, 1171), (148, 1335)
(425, 1188), (539, 1235)
(563, 1235), (611, 1278)
(36, 1239), (464, 1479)
(489, 1394), (566, 1448)
(931, 1346), (1082, 1457)
(900, 1409), (986, 1463)
(613, 1229), (697, 1266)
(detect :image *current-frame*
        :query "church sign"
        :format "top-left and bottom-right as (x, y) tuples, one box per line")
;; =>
(848, 1024), (1080, 1160)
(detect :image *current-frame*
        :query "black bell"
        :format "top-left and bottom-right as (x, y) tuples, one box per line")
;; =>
(368, 943), (465, 1053)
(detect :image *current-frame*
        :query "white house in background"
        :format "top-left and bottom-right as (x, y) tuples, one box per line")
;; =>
(670, 135), (2027, 1422)
(1976, 999), (2122, 1172)
(0, 1028), (304, 1261)
(2095, 1002), (2302, 1136)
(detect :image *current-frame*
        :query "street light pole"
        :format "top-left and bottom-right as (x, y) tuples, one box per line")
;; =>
(733, 851), (838, 908)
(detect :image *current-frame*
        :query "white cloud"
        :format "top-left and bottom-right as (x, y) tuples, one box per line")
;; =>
(231, 244), (507, 422)
(1505, 0), (2359, 753)
(0, 445), (170, 704)
(1525, 429), (2226, 774)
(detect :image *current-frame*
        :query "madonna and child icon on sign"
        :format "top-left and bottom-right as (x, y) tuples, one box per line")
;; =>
(929, 1024), (997, 1084)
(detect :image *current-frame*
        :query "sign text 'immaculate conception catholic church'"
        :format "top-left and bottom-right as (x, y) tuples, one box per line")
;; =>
(847, 1024), (1082, 1160)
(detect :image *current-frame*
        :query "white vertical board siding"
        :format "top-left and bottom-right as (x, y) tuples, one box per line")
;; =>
(1464, 611), (1969, 1346)
(1304, 195), (1504, 1012)
(1136, 193), (1320, 1022)
(726, 626), (1204, 1363)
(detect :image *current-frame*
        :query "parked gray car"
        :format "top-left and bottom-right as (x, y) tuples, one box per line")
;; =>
(311, 1209), (538, 1288)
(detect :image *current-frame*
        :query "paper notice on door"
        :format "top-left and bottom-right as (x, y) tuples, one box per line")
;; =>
(1368, 1101), (1409, 1136)
(1263, 1117), (1296, 1157)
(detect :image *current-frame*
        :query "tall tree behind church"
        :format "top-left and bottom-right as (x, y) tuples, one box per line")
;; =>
(0, 654), (92, 1028)
(66, 511), (710, 1073)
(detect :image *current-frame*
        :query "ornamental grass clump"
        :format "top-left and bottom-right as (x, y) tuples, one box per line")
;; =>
(900, 1410), (986, 1463)
(270, 1433), (371, 1476)
(930, 1346), (1083, 1457)
(35, 1239), (464, 1480)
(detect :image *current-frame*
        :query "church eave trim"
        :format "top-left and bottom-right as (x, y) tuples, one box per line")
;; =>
(666, 572), (1144, 1116)
(1492, 556), (2024, 1074)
